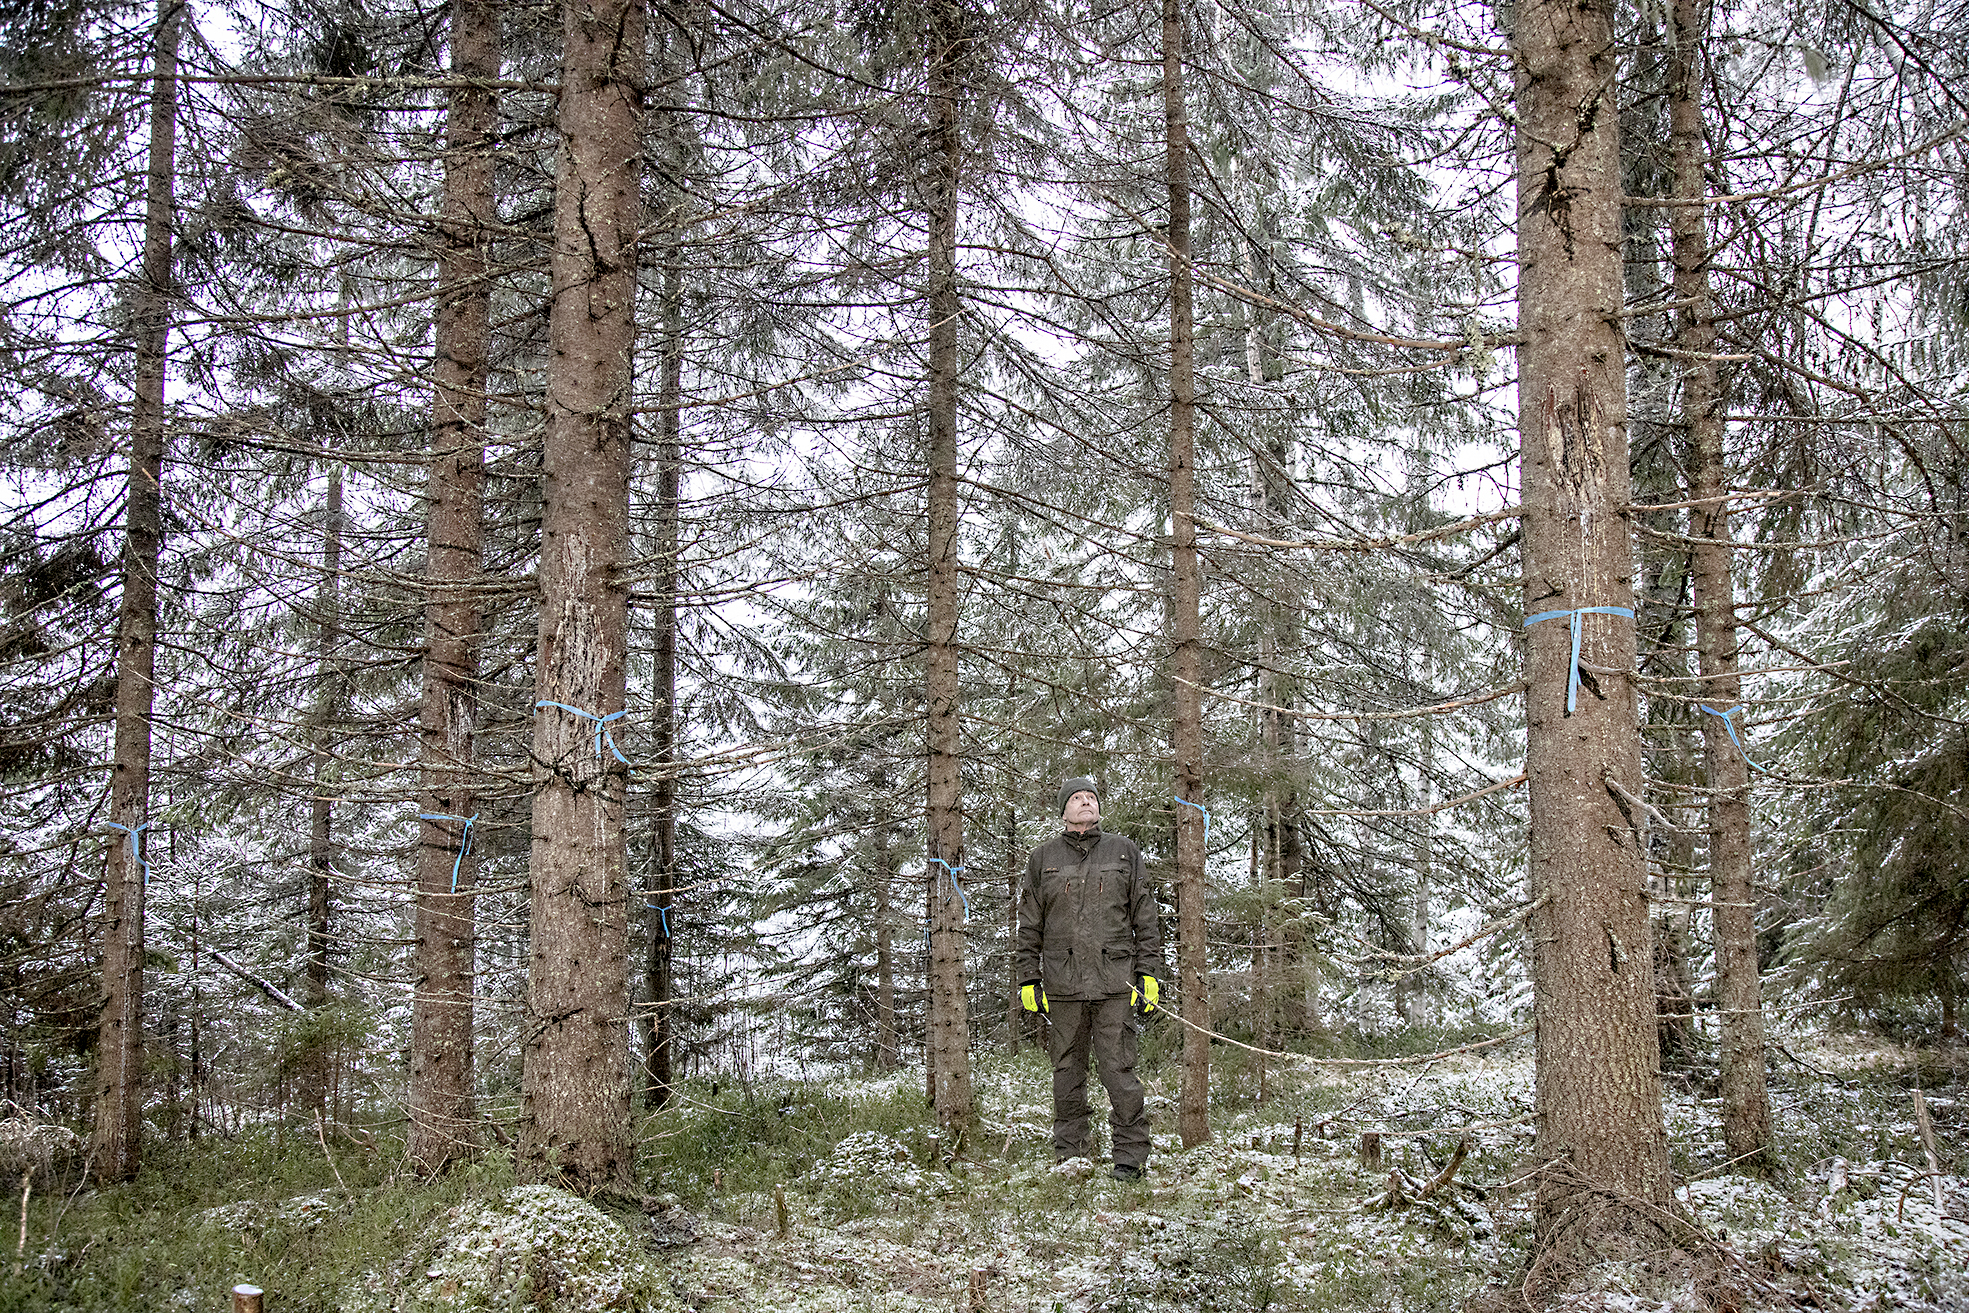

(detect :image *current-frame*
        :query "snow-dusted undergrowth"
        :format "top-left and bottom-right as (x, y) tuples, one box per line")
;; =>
(337, 1033), (1962, 1313)
(340, 1184), (671, 1312)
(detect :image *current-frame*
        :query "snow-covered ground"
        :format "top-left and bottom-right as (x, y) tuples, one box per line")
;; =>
(343, 1032), (1966, 1312)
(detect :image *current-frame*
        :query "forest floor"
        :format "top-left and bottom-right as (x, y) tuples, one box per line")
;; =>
(4, 1025), (1965, 1312)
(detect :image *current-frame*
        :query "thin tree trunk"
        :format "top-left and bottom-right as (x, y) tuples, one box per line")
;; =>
(92, 0), (179, 1183)
(519, 0), (644, 1195)
(1514, 0), (1672, 1246)
(875, 812), (898, 1072)
(1402, 758), (1433, 1027)
(1163, 0), (1209, 1151)
(188, 871), (201, 1141)
(1005, 798), (1020, 1053)
(922, 0), (974, 1132)
(643, 242), (683, 1112)
(1245, 222), (1305, 1044)
(1653, 796), (1698, 1064)
(407, 0), (496, 1174)
(1251, 920), (1268, 1104)
(303, 461), (343, 1119)
(1398, 515), (1435, 1029)
(1669, 0), (1770, 1170)
(1004, 531), (1021, 1056)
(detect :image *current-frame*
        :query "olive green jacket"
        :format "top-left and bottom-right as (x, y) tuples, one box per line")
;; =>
(1014, 827), (1164, 1001)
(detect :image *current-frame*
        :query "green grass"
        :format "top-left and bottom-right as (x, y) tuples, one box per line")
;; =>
(0, 1129), (517, 1313)
(639, 1074), (940, 1208)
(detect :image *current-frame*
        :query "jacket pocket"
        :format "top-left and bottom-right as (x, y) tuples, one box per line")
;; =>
(1100, 944), (1134, 994)
(1041, 949), (1071, 995)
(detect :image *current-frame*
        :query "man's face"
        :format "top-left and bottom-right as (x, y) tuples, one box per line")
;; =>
(1064, 790), (1100, 829)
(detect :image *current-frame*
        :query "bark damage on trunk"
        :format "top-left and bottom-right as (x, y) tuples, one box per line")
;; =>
(520, 0), (644, 1196)
(1513, 0), (1674, 1259)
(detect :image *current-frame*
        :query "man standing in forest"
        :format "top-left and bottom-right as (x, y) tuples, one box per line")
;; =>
(1016, 775), (1164, 1181)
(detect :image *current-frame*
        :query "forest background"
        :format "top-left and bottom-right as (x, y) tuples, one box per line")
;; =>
(0, 0), (1966, 1305)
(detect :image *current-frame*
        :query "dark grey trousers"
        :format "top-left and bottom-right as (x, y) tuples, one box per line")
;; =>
(1046, 994), (1149, 1169)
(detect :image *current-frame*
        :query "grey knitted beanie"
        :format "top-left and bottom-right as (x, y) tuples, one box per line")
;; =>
(1057, 775), (1099, 816)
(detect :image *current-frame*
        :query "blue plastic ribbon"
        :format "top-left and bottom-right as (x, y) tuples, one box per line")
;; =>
(1525, 606), (1636, 715)
(106, 820), (151, 885)
(1699, 704), (1770, 774)
(929, 857), (970, 921)
(534, 700), (632, 764)
(1173, 795), (1210, 847)
(419, 812), (478, 892)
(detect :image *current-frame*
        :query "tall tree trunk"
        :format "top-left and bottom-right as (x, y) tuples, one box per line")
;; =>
(1003, 530), (1021, 1056)
(303, 461), (343, 1119)
(1245, 222), (1302, 1046)
(519, 0), (644, 1195)
(1163, 0), (1210, 1151)
(188, 872), (202, 1141)
(1514, 0), (1672, 1246)
(408, 0), (497, 1174)
(1668, 0), (1770, 1170)
(92, 0), (179, 1183)
(922, 0), (974, 1132)
(643, 242), (683, 1112)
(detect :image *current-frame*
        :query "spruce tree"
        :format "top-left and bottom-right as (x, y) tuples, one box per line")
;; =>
(519, 0), (645, 1194)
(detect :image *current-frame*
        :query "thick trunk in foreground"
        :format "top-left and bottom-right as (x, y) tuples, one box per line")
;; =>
(1514, 0), (1671, 1245)
(408, 0), (497, 1174)
(922, 0), (973, 1131)
(92, 0), (179, 1183)
(519, 0), (644, 1195)
(1668, 0), (1770, 1170)
(1163, 0), (1210, 1151)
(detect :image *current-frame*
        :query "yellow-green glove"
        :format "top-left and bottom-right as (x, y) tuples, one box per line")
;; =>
(1020, 982), (1048, 1013)
(1132, 975), (1160, 1012)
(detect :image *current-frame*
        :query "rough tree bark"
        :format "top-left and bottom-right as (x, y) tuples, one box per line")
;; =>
(92, 0), (180, 1183)
(519, 0), (644, 1194)
(1668, 0), (1771, 1169)
(407, 0), (497, 1175)
(1163, 0), (1210, 1151)
(1513, 0), (1673, 1247)
(922, 0), (974, 1131)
